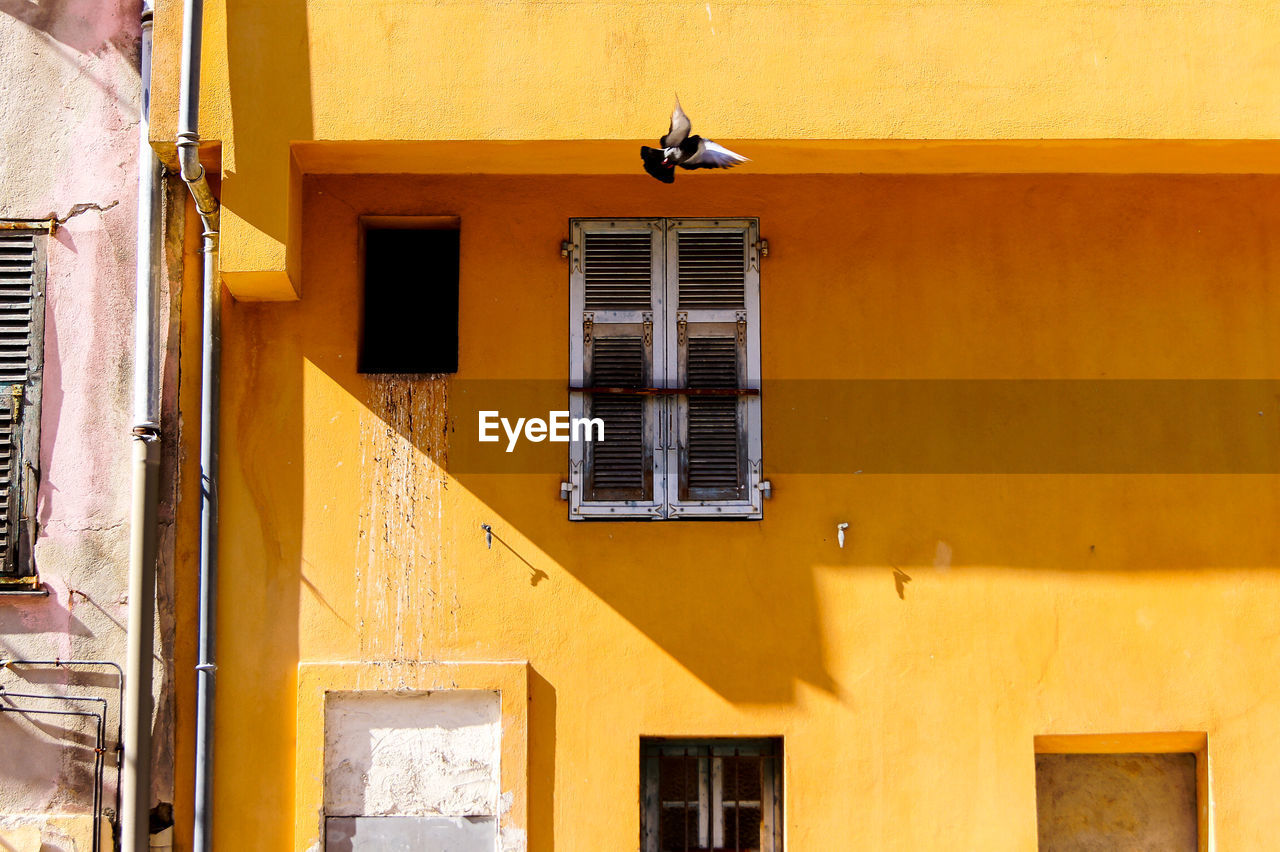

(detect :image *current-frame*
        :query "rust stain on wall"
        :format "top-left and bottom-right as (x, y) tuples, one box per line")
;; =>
(356, 376), (451, 662)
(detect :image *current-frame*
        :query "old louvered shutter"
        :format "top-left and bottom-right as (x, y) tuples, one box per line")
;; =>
(667, 220), (763, 518)
(0, 232), (44, 578)
(568, 221), (666, 517)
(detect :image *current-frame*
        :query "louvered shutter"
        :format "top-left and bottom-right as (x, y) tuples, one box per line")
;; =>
(568, 221), (666, 517)
(666, 220), (763, 518)
(0, 232), (44, 577)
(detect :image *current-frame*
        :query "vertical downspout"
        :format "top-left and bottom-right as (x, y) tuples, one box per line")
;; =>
(177, 0), (221, 849)
(122, 3), (163, 850)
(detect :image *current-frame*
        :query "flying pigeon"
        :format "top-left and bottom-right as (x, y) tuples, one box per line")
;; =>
(640, 98), (748, 183)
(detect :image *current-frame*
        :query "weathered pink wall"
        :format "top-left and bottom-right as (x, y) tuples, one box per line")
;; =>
(0, 0), (179, 844)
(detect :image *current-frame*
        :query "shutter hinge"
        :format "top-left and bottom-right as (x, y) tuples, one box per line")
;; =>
(642, 312), (653, 348)
(565, 461), (583, 504)
(583, 312), (594, 345)
(677, 311), (688, 346)
(9, 384), (21, 416)
(561, 239), (581, 271)
(752, 460), (771, 499)
(751, 238), (768, 270)
(736, 310), (747, 345)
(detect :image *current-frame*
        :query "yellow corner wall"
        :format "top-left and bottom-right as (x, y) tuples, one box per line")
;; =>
(212, 171), (1280, 849)
(147, 0), (1280, 294)
(154, 0), (1280, 147)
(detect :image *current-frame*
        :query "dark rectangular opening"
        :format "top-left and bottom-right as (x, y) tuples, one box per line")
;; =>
(360, 220), (459, 374)
(641, 737), (783, 852)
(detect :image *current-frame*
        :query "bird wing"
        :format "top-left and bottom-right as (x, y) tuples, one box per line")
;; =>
(683, 138), (749, 169)
(660, 97), (692, 147)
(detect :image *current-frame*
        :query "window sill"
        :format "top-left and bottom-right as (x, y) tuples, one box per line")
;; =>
(0, 583), (47, 598)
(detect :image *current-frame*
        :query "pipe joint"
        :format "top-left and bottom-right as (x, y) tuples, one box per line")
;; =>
(176, 134), (219, 230)
(175, 135), (204, 182)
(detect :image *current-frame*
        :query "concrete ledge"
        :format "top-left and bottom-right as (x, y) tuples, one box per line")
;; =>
(223, 137), (1280, 305)
(293, 139), (1280, 177)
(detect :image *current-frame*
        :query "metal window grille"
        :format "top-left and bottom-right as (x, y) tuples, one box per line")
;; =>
(642, 738), (782, 852)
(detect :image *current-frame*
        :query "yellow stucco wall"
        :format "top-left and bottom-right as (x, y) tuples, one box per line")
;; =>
(205, 170), (1280, 849)
(147, 0), (1280, 296)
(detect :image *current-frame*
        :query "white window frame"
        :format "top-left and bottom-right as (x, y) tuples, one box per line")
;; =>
(567, 218), (763, 521)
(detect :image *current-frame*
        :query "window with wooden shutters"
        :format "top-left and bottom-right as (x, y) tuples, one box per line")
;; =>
(0, 231), (45, 585)
(568, 219), (763, 520)
(641, 738), (783, 852)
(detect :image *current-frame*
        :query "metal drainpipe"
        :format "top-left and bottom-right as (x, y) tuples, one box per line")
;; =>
(122, 2), (164, 850)
(178, 0), (221, 849)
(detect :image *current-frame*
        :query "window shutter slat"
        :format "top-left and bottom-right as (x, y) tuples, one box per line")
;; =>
(0, 237), (35, 392)
(677, 231), (746, 309)
(0, 233), (41, 577)
(670, 222), (756, 510)
(0, 393), (17, 573)
(686, 337), (741, 494)
(584, 232), (655, 309)
(682, 336), (746, 498)
(586, 336), (652, 499)
(569, 220), (665, 517)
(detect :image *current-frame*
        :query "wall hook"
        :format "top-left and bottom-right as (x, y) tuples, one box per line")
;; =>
(837, 522), (849, 548)
(481, 523), (493, 549)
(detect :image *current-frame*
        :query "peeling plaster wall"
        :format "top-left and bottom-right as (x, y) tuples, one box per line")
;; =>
(0, 0), (183, 837)
(324, 691), (501, 850)
(324, 691), (500, 819)
(357, 376), (451, 661)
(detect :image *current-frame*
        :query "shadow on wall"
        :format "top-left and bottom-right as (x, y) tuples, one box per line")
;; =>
(0, 590), (93, 638)
(0, 0), (140, 60)
(283, 171), (1280, 711)
(221, 0), (314, 244)
(527, 668), (555, 851)
(211, 295), (305, 848)
(0, 663), (113, 828)
(0, 708), (98, 799)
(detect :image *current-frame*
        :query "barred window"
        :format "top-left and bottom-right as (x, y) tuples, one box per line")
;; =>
(641, 738), (782, 852)
(567, 219), (764, 520)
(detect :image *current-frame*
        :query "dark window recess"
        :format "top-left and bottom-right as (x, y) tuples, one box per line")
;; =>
(360, 227), (459, 374)
(641, 738), (782, 852)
